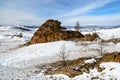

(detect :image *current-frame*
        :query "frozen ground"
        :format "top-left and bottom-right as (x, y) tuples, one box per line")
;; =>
(29, 62), (120, 80)
(0, 36), (26, 53)
(81, 28), (120, 40)
(1, 41), (120, 68)
(0, 26), (120, 80)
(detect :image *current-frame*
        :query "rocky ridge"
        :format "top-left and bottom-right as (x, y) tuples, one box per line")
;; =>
(29, 19), (99, 44)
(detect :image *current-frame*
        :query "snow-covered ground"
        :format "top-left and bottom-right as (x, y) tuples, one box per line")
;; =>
(29, 62), (120, 80)
(1, 41), (120, 68)
(0, 25), (120, 80)
(68, 27), (120, 40)
(0, 25), (36, 41)
(81, 28), (120, 40)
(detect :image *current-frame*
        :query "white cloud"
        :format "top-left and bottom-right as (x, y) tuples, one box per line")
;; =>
(0, 8), (45, 25)
(0, 0), (119, 26)
(61, 14), (120, 26)
(62, 0), (114, 17)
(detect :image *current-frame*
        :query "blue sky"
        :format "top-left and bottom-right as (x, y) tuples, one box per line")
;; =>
(0, 0), (120, 26)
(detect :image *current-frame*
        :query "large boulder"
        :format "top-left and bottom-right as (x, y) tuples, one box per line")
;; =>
(29, 19), (84, 44)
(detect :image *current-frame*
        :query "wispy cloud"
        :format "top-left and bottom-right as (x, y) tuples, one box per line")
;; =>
(62, 0), (114, 17)
(0, 8), (45, 25)
(0, 0), (56, 25)
(0, 0), (119, 25)
(61, 14), (120, 26)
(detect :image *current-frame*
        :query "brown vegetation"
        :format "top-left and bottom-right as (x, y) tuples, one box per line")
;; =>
(42, 52), (120, 77)
(101, 38), (120, 43)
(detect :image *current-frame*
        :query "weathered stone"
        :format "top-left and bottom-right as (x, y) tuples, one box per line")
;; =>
(29, 19), (84, 44)
(81, 33), (100, 41)
(92, 32), (99, 39)
(29, 19), (100, 44)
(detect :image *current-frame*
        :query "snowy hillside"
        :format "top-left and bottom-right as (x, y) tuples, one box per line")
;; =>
(0, 25), (120, 80)
(68, 27), (120, 40)
(0, 25), (37, 41)
(80, 28), (120, 40)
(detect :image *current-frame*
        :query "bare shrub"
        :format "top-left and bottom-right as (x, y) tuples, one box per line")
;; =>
(81, 42), (89, 46)
(111, 35), (115, 40)
(99, 43), (105, 56)
(57, 44), (69, 66)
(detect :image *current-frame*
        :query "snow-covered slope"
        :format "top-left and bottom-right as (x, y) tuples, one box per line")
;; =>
(0, 40), (120, 69)
(1, 62), (120, 80)
(27, 62), (120, 80)
(1, 26), (120, 80)
(0, 36), (26, 53)
(67, 27), (120, 40)
(0, 25), (37, 41)
(81, 28), (120, 40)
(96, 28), (120, 40)
(0, 34), (5, 39)
(0, 41), (93, 68)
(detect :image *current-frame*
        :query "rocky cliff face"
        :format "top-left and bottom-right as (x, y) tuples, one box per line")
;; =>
(29, 19), (84, 44)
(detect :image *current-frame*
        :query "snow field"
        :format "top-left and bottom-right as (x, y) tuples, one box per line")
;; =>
(1, 26), (120, 79)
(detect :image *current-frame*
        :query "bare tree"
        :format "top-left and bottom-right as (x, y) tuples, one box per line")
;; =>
(75, 21), (80, 31)
(99, 43), (104, 56)
(19, 32), (23, 37)
(111, 35), (115, 40)
(57, 44), (69, 66)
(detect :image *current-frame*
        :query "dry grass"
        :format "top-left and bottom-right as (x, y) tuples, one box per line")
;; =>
(101, 38), (120, 43)
(42, 52), (120, 77)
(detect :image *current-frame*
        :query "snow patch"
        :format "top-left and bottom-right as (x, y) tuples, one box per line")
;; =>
(0, 35), (5, 39)
(84, 58), (96, 64)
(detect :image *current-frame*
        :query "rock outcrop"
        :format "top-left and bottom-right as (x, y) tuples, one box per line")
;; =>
(81, 33), (100, 41)
(29, 19), (84, 44)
